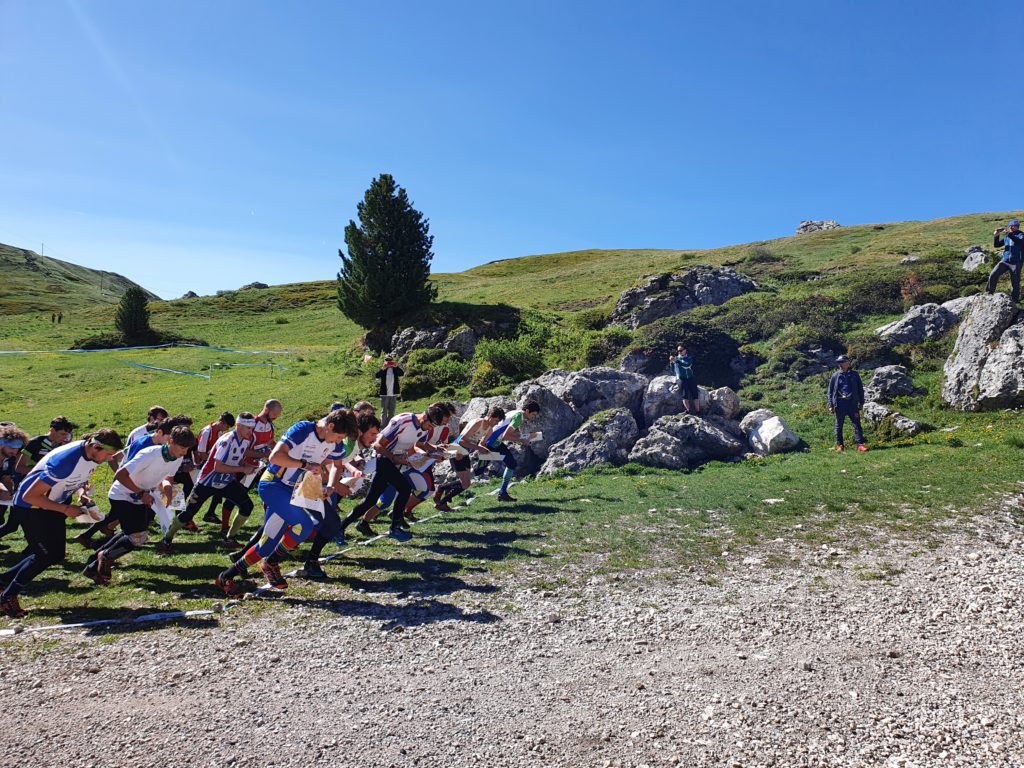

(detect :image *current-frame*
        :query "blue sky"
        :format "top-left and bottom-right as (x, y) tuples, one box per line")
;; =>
(0, 1), (1019, 299)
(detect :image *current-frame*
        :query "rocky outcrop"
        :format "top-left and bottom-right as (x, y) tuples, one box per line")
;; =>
(942, 294), (1020, 410)
(739, 409), (800, 455)
(560, 367), (648, 420)
(512, 381), (583, 465)
(796, 220), (841, 235)
(628, 414), (745, 470)
(862, 402), (926, 437)
(974, 325), (1024, 410)
(963, 246), (988, 272)
(864, 365), (919, 404)
(610, 266), (758, 330)
(899, 256), (920, 265)
(538, 409), (638, 475)
(620, 348), (655, 374)
(876, 304), (957, 344)
(442, 327), (477, 359)
(941, 296), (975, 319)
(461, 395), (515, 424)
(180, 291), (199, 300)
(707, 387), (741, 420)
(239, 281), (270, 290)
(641, 375), (683, 427)
(390, 326), (450, 359)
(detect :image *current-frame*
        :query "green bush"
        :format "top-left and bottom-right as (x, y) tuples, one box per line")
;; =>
(918, 284), (957, 304)
(405, 347), (448, 367)
(960, 285), (982, 297)
(627, 315), (742, 385)
(401, 374), (436, 399)
(469, 360), (507, 396)
(745, 247), (782, 264)
(474, 337), (545, 381)
(843, 332), (903, 368)
(582, 327), (633, 366)
(570, 306), (612, 331)
(773, 323), (843, 354)
(423, 353), (471, 389)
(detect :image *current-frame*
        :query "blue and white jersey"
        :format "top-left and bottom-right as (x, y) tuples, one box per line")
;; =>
(13, 440), (100, 506)
(263, 421), (347, 487)
(485, 410), (526, 448)
(198, 431), (253, 490)
(123, 433), (155, 463)
(378, 413), (422, 457)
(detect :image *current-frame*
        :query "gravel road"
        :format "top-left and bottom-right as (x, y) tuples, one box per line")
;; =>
(0, 501), (1021, 768)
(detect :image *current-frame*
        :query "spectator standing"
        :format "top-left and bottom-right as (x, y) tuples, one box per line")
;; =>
(375, 355), (404, 424)
(827, 355), (867, 452)
(986, 219), (1024, 303)
(670, 344), (700, 415)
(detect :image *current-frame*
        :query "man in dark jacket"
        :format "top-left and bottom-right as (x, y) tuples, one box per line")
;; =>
(375, 355), (404, 424)
(986, 219), (1024, 303)
(827, 355), (867, 452)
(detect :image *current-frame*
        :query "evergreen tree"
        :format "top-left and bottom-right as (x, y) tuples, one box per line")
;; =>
(115, 286), (152, 339)
(337, 174), (438, 330)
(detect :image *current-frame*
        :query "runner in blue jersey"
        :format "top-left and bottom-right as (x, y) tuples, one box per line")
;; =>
(0, 429), (123, 618)
(215, 409), (358, 594)
(484, 400), (541, 502)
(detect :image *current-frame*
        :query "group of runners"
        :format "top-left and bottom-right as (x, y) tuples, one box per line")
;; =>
(0, 396), (542, 619)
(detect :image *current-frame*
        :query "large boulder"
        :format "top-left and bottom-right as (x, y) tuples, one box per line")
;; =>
(461, 395), (515, 425)
(862, 402), (926, 438)
(560, 367), (648, 420)
(620, 348), (656, 374)
(864, 365), (918, 404)
(512, 382), (583, 464)
(642, 375), (684, 427)
(941, 296), (975, 319)
(707, 387), (741, 419)
(610, 266), (758, 330)
(739, 408), (776, 435)
(180, 290), (199, 300)
(442, 327), (477, 359)
(390, 325), (450, 358)
(538, 409), (638, 475)
(975, 325), (1024, 410)
(239, 281), (270, 290)
(629, 414), (745, 470)
(875, 303), (957, 344)
(963, 246), (988, 272)
(738, 409), (800, 455)
(942, 294), (1020, 410)
(796, 220), (841, 234)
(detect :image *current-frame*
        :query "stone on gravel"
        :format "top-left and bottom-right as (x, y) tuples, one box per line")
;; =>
(539, 408), (638, 475)
(876, 303), (957, 344)
(942, 293), (1020, 410)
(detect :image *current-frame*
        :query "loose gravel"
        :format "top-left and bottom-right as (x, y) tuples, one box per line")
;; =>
(0, 500), (1021, 768)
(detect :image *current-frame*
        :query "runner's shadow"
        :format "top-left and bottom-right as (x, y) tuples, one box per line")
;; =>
(419, 529), (540, 562)
(286, 595), (501, 629)
(327, 554), (498, 597)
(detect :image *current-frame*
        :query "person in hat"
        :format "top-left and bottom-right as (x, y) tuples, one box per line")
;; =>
(669, 344), (700, 415)
(827, 356), (867, 452)
(986, 219), (1024, 303)
(375, 355), (404, 425)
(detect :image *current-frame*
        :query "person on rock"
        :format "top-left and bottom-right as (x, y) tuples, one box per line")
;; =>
(986, 219), (1024, 303)
(827, 355), (867, 453)
(670, 344), (700, 415)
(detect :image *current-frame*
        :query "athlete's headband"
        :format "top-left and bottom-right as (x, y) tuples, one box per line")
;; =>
(89, 440), (121, 453)
(0, 439), (24, 450)
(236, 416), (257, 428)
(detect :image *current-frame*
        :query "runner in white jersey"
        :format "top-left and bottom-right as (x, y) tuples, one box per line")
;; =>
(158, 414), (256, 553)
(125, 405), (169, 449)
(83, 427), (196, 584)
(0, 429), (123, 618)
(432, 405), (506, 511)
(221, 398), (281, 544)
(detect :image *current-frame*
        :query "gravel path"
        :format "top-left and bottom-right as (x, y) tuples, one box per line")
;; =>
(1, 501), (1022, 768)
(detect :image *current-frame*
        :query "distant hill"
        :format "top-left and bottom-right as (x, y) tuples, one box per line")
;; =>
(0, 243), (159, 314)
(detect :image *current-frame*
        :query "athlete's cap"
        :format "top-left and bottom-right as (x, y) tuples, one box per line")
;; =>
(236, 416), (257, 428)
(1010, 219), (1020, 227)
(836, 355), (850, 363)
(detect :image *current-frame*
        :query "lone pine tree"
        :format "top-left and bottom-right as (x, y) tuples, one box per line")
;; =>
(115, 286), (152, 340)
(337, 173), (438, 331)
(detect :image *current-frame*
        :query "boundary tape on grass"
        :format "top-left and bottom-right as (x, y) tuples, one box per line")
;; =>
(122, 361), (212, 378)
(0, 343), (290, 356)
(0, 481), (524, 637)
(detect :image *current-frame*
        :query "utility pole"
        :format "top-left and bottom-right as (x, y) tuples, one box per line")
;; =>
(41, 242), (44, 256)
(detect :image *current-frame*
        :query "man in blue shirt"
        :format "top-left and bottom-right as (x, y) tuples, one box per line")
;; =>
(670, 344), (700, 415)
(827, 355), (867, 452)
(986, 219), (1024, 303)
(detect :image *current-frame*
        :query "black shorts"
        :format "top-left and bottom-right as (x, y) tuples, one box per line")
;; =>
(680, 379), (699, 400)
(450, 454), (472, 473)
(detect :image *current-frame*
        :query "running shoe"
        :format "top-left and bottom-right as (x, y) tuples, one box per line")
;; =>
(156, 541), (175, 556)
(354, 520), (375, 538)
(299, 561), (328, 580)
(96, 551), (113, 583)
(431, 487), (444, 506)
(856, 444), (868, 452)
(496, 491), (516, 502)
(388, 528), (412, 543)
(834, 445), (845, 453)
(74, 532), (94, 550)
(183, 521), (201, 533)
(82, 561), (109, 586)
(221, 535), (242, 549)
(0, 595), (27, 619)
(202, 509), (221, 525)
(405, 510), (419, 523)
(215, 572), (237, 596)
(394, 516), (411, 531)
(434, 500), (453, 512)
(260, 561), (288, 590)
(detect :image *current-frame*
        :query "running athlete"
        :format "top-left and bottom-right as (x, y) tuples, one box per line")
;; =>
(0, 425), (31, 509)
(296, 412), (380, 579)
(215, 409), (358, 595)
(0, 429), (123, 618)
(126, 406), (169, 446)
(432, 406), (505, 511)
(193, 412), (235, 524)
(221, 398), (281, 546)
(484, 400), (541, 502)
(338, 403), (448, 543)
(83, 427), (196, 585)
(158, 413), (256, 553)
(77, 416), (194, 547)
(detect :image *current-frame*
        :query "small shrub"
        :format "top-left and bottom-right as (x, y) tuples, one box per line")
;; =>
(918, 284), (957, 304)
(745, 247), (782, 265)
(849, 245), (862, 255)
(960, 285), (982, 297)
(900, 271), (924, 310)
(844, 333), (902, 368)
(274, 317), (289, 325)
(582, 327), (633, 366)
(1004, 434), (1024, 450)
(628, 315), (742, 385)
(401, 374), (436, 399)
(423, 353), (471, 389)
(474, 337), (544, 381)
(406, 347), (448, 367)
(570, 306), (612, 331)
(297, 370), (310, 377)
(469, 360), (506, 396)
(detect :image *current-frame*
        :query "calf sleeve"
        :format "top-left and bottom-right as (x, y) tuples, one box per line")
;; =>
(100, 534), (136, 562)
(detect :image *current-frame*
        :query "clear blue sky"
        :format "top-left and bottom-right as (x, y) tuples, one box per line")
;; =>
(0, 0), (1019, 299)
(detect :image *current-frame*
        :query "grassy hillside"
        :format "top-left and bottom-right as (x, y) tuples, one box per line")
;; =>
(0, 243), (160, 316)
